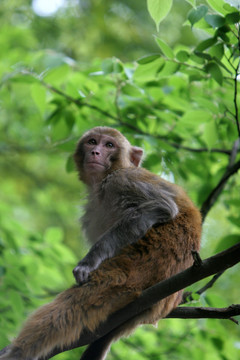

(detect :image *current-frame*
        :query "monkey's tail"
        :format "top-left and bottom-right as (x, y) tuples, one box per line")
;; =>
(0, 285), (107, 360)
(1, 278), (135, 360)
(80, 291), (183, 360)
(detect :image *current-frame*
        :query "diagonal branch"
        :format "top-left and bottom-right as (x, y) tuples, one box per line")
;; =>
(201, 159), (240, 221)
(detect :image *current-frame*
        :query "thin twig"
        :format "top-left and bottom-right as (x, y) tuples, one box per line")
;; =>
(233, 23), (240, 137)
(201, 159), (240, 221)
(182, 270), (225, 304)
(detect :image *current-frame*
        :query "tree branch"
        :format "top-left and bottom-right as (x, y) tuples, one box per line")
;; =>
(201, 159), (240, 221)
(19, 71), (237, 157)
(233, 29), (240, 137)
(36, 242), (240, 359)
(167, 305), (240, 324)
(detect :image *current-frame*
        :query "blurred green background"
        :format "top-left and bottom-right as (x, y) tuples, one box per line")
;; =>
(0, 0), (240, 359)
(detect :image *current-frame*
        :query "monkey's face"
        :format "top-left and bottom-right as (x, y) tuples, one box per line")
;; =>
(82, 133), (120, 183)
(74, 127), (144, 186)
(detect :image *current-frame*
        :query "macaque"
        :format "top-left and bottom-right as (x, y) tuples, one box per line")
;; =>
(0, 127), (201, 360)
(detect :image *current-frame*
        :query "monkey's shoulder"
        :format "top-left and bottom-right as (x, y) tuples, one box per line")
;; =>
(103, 167), (166, 187)
(101, 167), (178, 197)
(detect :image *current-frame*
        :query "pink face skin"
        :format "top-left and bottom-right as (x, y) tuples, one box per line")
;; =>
(83, 134), (119, 184)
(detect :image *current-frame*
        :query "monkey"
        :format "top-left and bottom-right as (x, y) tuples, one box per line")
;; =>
(0, 126), (202, 360)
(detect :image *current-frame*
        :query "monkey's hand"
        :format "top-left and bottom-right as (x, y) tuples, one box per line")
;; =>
(73, 262), (92, 284)
(73, 256), (100, 284)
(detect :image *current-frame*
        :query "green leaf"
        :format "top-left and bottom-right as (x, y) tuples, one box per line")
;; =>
(31, 84), (46, 115)
(44, 65), (70, 85)
(228, 216), (240, 227)
(225, 12), (240, 24)
(66, 155), (75, 173)
(101, 58), (114, 74)
(216, 27), (230, 42)
(134, 58), (165, 82)
(207, 0), (229, 15)
(188, 5), (208, 26)
(211, 337), (224, 351)
(190, 53), (206, 65)
(64, 110), (75, 130)
(185, 0), (196, 5)
(205, 14), (225, 28)
(137, 54), (160, 65)
(101, 58), (123, 74)
(195, 37), (217, 52)
(215, 234), (240, 252)
(157, 61), (179, 78)
(154, 36), (174, 59)
(209, 43), (224, 59)
(194, 51), (212, 61)
(122, 84), (144, 97)
(176, 50), (189, 62)
(181, 110), (212, 125)
(201, 119), (218, 148)
(113, 60), (124, 73)
(205, 61), (223, 85)
(44, 227), (63, 244)
(147, 0), (173, 31)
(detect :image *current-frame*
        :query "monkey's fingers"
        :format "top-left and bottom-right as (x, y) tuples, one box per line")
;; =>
(72, 264), (91, 284)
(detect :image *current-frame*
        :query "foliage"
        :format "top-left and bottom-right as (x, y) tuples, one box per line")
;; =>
(0, 0), (240, 359)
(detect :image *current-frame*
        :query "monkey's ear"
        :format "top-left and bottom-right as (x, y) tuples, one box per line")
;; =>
(130, 146), (144, 167)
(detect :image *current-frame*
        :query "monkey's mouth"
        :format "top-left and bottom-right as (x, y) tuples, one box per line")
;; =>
(86, 162), (106, 169)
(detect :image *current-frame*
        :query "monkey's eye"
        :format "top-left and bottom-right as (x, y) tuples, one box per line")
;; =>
(88, 138), (97, 145)
(106, 142), (114, 148)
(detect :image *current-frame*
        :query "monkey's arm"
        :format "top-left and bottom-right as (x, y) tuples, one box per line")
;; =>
(73, 172), (179, 284)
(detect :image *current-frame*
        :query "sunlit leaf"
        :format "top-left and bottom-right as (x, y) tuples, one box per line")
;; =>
(31, 84), (46, 115)
(44, 227), (64, 244)
(209, 43), (224, 59)
(147, 0), (173, 31)
(157, 61), (179, 77)
(43, 65), (70, 85)
(122, 84), (144, 97)
(207, 0), (230, 14)
(134, 58), (165, 82)
(201, 119), (218, 148)
(154, 36), (174, 59)
(176, 50), (189, 62)
(185, 0), (196, 5)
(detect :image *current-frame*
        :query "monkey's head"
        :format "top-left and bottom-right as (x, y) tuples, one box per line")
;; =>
(74, 127), (143, 186)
